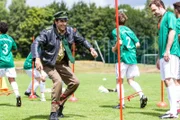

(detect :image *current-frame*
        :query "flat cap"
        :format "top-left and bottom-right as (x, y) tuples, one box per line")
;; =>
(53, 11), (68, 19)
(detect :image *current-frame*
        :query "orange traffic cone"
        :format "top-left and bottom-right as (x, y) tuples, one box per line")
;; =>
(0, 77), (8, 92)
(0, 77), (13, 96)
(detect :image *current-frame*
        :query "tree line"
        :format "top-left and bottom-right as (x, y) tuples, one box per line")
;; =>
(0, 0), (174, 63)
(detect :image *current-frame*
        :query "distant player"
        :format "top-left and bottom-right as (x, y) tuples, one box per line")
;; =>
(173, 1), (180, 114)
(23, 52), (47, 101)
(111, 12), (148, 109)
(0, 22), (21, 107)
(149, 0), (180, 119)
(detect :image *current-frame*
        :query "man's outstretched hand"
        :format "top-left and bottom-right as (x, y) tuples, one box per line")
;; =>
(90, 48), (98, 58)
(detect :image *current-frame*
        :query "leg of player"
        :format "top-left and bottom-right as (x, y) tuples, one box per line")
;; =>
(39, 70), (47, 101)
(24, 78), (40, 97)
(40, 80), (46, 101)
(8, 77), (21, 107)
(159, 55), (179, 119)
(175, 60), (180, 114)
(160, 79), (178, 119)
(114, 81), (125, 109)
(128, 78), (147, 108)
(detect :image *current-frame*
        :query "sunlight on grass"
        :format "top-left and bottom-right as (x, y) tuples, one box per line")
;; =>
(0, 61), (172, 120)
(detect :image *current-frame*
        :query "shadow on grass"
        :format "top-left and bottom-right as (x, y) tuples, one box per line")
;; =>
(22, 115), (48, 120)
(0, 103), (16, 107)
(99, 105), (114, 108)
(99, 105), (139, 109)
(65, 114), (87, 118)
(22, 97), (51, 102)
(22, 114), (87, 120)
(125, 105), (140, 109)
(153, 108), (169, 112)
(128, 111), (160, 117)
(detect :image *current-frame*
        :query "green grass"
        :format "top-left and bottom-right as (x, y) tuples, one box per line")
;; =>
(0, 62), (176, 120)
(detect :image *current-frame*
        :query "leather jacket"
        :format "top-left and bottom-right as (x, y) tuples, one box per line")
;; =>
(31, 24), (92, 67)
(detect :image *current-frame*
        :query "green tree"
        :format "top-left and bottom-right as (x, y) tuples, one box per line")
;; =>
(69, 1), (115, 61)
(7, 0), (29, 57)
(19, 7), (54, 57)
(47, 0), (68, 13)
(0, 0), (8, 22)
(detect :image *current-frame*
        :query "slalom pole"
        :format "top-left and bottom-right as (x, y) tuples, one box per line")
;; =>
(156, 81), (167, 107)
(29, 36), (37, 99)
(69, 31), (78, 102)
(115, 0), (123, 120)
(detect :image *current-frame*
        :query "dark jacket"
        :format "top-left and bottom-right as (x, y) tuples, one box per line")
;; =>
(31, 24), (92, 67)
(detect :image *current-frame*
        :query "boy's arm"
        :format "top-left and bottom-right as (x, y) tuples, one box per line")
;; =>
(112, 40), (122, 53)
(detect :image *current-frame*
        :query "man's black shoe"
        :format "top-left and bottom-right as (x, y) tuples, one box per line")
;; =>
(16, 96), (22, 107)
(140, 95), (148, 108)
(49, 112), (59, 120)
(58, 105), (64, 118)
(24, 91), (40, 98)
(24, 91), (31, 96)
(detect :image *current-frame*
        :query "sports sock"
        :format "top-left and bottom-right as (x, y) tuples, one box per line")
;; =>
(40, 81), (45, 98)
(26, 81), (32, 93)
(167, 83), (177, 115)
(176, 86), (180, 109)
(129, 80), (143, 98)
(11, 81), (20, 97)
(34, 79), (39, 92)
(176, 86), (180, 102)
(116, 84), (124, 105)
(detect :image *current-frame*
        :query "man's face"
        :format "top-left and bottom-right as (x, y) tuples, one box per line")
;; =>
(150, 4), (162, 17)
(55, 19), (67, 32)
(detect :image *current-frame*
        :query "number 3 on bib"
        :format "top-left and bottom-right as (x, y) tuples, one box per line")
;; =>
(2, 44), (8, 55)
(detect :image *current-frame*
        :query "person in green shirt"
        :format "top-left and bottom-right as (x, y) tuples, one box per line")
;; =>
(111, 12), (147, 109)
(150, 0), (179, 119)
(173, 1), (180, 114)
(0, 22), (21, 107)
(174, 2), (180, 40)
(23, 52), (47, 101)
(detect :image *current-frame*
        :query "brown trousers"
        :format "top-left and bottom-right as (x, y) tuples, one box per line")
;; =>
(44, 60), (79, 112)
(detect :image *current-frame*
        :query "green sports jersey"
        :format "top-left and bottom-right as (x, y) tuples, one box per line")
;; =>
(23, 53), (32, 70)
(0, 34), (17, 68)
(158, 11), (180, 58)
(177, 18), (180, 35)
(112, 26), (139, 64)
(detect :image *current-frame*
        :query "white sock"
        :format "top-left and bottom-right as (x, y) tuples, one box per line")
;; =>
(26, 81), (32, 93)
(40, 81), (45, 98)
(166, 87), (171, 109)
(116, 84), (124, 105)
(11, 81), (20, 97)
(175, 86), (180, 109)
(129, 80), (143, 98)
(167, 83), (177, 114)
(176, 86), (180, 102)
(33, 79), (39, 92)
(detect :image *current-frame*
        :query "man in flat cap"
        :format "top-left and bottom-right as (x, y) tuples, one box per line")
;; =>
(173, 1), (180, 114)
(31, 11), (98, 120)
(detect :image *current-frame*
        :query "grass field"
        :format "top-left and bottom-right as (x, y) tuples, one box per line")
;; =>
(0, 61), (176, 120)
